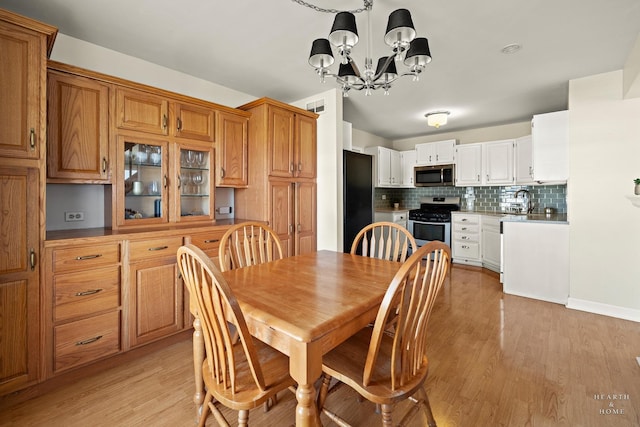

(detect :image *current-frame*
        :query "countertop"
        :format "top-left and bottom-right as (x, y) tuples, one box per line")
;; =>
(456, 210), (569, 224)
(375, 208), (410, 213)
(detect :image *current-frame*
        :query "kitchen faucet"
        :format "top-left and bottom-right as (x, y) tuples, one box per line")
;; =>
(514, 189), (534, 213)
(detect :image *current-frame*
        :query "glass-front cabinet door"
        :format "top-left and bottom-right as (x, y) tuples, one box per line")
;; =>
(118, 135), (169, 227)
(176, 145), (214, 223)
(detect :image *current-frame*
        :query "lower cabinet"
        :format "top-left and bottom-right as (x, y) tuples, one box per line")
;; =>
(44, 242), (123, 376)
(481, 216), (501, 272)
(451, 213), (481, 266)
(128, 236), (184, 348)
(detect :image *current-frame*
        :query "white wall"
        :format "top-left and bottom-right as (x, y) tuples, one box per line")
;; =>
(51, 34), (255, 107)
(352, 128), (392, 149)
(291, 89), (343, 252)
(567, 70), (640, 321)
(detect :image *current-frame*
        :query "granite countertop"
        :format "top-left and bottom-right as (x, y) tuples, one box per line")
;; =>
(457, 210), (569, 224)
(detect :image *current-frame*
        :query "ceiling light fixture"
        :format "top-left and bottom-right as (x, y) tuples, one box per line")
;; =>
(425, 111), (450, 128)
(302, 0), (432, 97)
(501, 43), (522, 54)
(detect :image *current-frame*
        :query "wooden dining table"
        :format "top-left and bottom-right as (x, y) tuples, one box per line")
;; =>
(221, 250), (401, 427)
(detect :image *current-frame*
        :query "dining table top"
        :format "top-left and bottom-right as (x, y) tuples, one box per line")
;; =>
(222, 250), (401, 345)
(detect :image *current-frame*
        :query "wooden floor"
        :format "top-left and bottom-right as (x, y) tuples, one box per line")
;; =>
(1, 264), (639, 426)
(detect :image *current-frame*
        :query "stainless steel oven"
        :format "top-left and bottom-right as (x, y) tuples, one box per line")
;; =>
(408, 220), (451, 248)
(408, 196), (459, 250)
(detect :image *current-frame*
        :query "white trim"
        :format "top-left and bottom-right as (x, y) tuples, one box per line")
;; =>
(567, 298), (640, 323)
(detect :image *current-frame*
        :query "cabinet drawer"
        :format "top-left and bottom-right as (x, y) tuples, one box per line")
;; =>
(129, 236), (183, 262)
(453, 223), (479, 233)
(454, 233), (479, 244)
(54, 266), (121, 322)
(52, 243), (121, 273)
(188, 229), (227, 260)
(453, 241), (480, 259)
(452, 214), (480, 225)
(54, 311), (121, 373)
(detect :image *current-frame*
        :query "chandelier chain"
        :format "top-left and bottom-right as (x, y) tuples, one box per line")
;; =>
(291, 0), (372, 14)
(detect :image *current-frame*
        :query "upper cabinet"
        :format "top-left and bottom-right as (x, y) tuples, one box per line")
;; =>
(400, 149), (416, 187)
(455, 143), (482, 186)
(115, 87), (169, 136)
(515, 135), (534, 184)
(47, 69), (110, 182)
(482, 139), (514, 185)
(415, 139), (456, 166)
(266, 104), (317, 179)
(172, 102), (216, 142)
(531, 110), (568, 182)
(216, 111), (249, 187)
(0, 10), (56, 160)
(364, 146), (402, 187)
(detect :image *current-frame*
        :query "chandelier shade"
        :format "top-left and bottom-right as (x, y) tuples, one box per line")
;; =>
(404, 37), (432, 67)
(305, 0), (432, 96)
(375, 56), (397, 81)
(384, 9), (416, 50)
(329, 12), (359, 51)
(309, 38), (335, 69)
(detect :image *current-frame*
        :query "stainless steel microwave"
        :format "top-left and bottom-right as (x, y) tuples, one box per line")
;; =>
(414, 164), (455, 187)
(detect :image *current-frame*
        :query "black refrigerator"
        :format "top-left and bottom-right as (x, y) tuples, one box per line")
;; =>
(343, 150), (374, 252)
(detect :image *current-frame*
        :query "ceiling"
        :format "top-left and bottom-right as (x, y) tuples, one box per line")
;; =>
(2, 0), (640, 140)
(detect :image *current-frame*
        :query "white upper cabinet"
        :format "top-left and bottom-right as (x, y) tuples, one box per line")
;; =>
(531, 110), (568, 182)
(483, 139), (515, 185)
(515, 135), (534, 184)
(415, 139), (456, 165)
(365, 146), (402, 187)
(400, 149), (416, 187)
(455, 143), (482, 186)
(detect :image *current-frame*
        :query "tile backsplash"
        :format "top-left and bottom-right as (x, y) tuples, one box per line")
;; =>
(374, 184), (567, 213)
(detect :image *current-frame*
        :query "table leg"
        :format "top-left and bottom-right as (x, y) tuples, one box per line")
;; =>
(290, 342), (322, 427)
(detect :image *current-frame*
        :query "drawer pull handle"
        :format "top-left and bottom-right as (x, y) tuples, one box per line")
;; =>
(76, 254), (102, 261)
(204, 239), (219, 243)
(75, 289), (103, 297)
(462, 245), (469, 249)
(461, 227), (467, 230)
(461, 218), (468, 222)
(76, 335), (103, 346)
(461, 236), (468, 240)
(148, 246), (169, 251)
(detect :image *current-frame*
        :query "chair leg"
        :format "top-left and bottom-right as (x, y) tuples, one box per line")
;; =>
(237, 409), (249, 427)
(198, 391), (213, 427)
(317, 373), (332, 411)
(380, 404), (393, 427)
(421, 387), (437, 427)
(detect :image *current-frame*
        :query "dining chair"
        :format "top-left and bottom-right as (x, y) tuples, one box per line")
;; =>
(351, 221), (417, 263)
(218, 221), (284, 272)
(177, 244), (295, 427)
(317, 241), (451, 427)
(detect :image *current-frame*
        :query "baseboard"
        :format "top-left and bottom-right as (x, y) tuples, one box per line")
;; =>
(566, 298), (640, 322)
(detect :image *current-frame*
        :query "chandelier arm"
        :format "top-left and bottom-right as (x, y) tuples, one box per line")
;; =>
(348, 57), (364, 79)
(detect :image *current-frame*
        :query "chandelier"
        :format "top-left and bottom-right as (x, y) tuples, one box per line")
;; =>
(302, 0), (432, 96)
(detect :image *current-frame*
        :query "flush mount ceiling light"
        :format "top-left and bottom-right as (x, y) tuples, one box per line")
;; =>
(425, 111), (450, 128)
(301, 0), (432, 96)
(501, 43), (522, 54)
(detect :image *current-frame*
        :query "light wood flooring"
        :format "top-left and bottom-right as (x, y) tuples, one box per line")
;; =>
(1, 265), (639, 426)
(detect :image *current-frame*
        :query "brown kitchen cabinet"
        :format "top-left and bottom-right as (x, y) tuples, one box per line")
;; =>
(43, 241), (123, 376)
(115, 87), (215, 143)
(236, 97), (318, 257)
(216, 110), (248, 187)
(262, 103), (317, 179)
(47, 68), (110, 182)
(128, 236), (184, 348)
(113, 133), (214, 229)
(0, 9), (56, 396)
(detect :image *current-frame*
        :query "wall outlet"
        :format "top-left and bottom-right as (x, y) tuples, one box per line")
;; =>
(381, 194), (387, 200)
(65, 211), (85, 222)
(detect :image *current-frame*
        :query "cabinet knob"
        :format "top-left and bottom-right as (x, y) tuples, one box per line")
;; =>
(162, 114), (168, 129)
(29, 248), (36, 271)
(220, 167), (225, 178)
(177, 117), (182, 131)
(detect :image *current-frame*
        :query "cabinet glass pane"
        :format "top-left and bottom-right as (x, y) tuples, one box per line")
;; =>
(124, 142), (164, 220)
(179, 148), (210, 217)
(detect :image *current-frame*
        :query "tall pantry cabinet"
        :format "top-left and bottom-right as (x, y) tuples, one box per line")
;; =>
(0, 9), (57, 395)
(235, 98), (318, 256)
